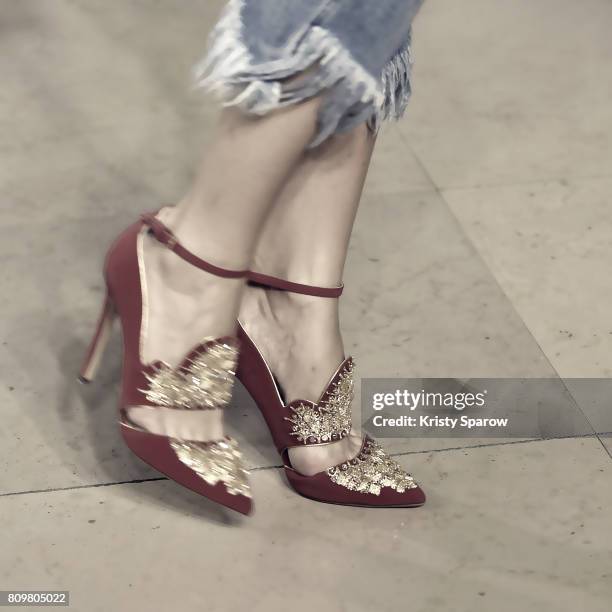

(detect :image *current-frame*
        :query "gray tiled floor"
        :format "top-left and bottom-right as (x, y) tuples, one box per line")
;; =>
(1, 1), (611, 611)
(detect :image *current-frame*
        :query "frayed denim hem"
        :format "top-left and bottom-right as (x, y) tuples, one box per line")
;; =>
(194, 0), (415, 148)
(368, 37), (414, 134)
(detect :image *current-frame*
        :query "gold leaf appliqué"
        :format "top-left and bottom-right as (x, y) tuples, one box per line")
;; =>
(326, 439), (417, 495)
(170, 438), (251, 497)
(142, 340), (238, 410)
(285, 360), (354, 444)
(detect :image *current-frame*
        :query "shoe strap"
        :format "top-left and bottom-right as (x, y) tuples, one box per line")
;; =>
(247, 271), (344, 298)
(141, 212), (248, 279)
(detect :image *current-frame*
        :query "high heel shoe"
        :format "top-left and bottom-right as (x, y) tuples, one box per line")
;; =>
(236, 271), (425, 508)
(79, 212), (253, 515)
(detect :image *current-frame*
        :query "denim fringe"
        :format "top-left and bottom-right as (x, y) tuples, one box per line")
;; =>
(369, 36), (414, 132)
(195, 0), (414, 145)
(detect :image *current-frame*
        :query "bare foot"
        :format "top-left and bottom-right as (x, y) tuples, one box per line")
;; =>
(239, 282), (364, 475)
(127, 207), (243, 441)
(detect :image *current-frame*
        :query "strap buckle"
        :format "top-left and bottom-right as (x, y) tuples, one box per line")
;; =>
(141, 213), (178, 250)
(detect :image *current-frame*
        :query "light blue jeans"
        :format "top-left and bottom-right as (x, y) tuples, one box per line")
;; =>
(196, 0), (425, 147)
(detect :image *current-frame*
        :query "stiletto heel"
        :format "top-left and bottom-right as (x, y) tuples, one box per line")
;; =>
(79, 293), (116, 384)
(82, 211), (253, 514)
(237, 273), (425, 508)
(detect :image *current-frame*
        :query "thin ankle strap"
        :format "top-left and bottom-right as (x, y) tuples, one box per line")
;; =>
(247, 270), (344, 298)
(141, 212), (248, 279)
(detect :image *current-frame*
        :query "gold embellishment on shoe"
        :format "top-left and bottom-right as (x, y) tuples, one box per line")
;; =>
(169, 438), (251, 497)
(285, 360), (354, 444)
(142, 340), (238, 410)
(326, 439), (417, 495)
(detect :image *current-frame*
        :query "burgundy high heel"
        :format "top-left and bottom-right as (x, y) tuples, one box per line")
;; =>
(79, 212), (253, 515)
(236, 272), (425, 508)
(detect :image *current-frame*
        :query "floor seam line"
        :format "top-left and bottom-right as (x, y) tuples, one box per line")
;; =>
(2, 435), (604, 498)
(394, 131), (601, 440)
(388, 433), (604, 457)
(0, 464), (282, 498)
(436, 172), (612, 192)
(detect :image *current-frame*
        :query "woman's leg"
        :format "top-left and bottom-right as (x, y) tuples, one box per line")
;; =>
(128, 98), (324, 438)
(239, 123), (376, 474)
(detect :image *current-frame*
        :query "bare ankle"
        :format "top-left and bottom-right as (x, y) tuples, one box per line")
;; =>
(239, 284), (344, 403)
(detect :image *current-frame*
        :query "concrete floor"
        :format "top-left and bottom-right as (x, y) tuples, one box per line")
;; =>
(1, 1), (611, 611)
